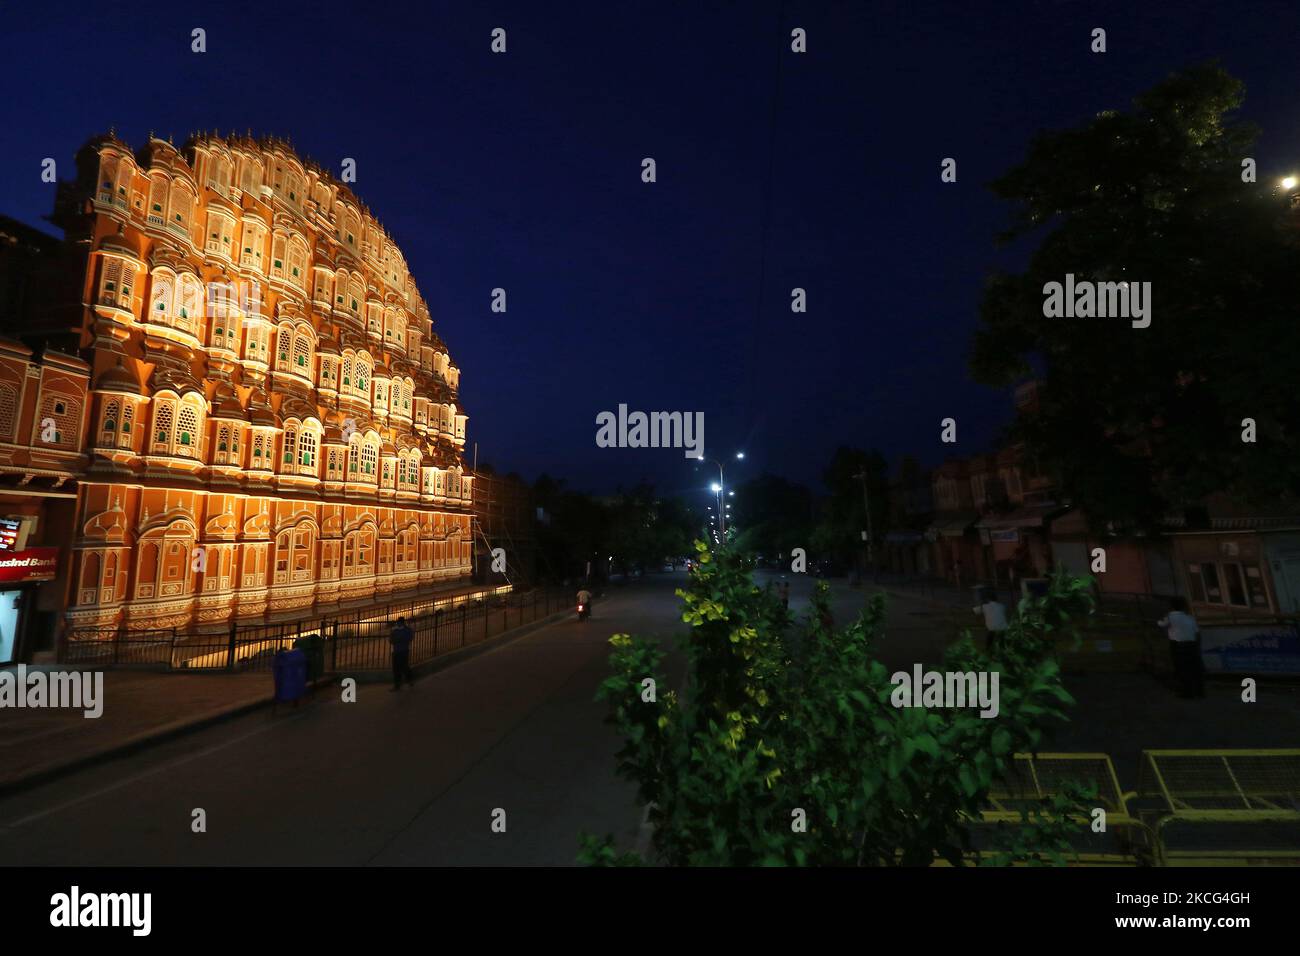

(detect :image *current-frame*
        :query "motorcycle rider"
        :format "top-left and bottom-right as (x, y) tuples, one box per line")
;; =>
(576, 586), (593, 618)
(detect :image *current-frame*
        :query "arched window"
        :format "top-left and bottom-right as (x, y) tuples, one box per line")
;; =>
(100, 400), (119, 447)
(276, 327), (292, 370)
(150, 270), (175, 321)
(334, 269), (348, 309)
(270, 234), (287, 280)
(176, 404), (199, 456)
(176, 275), (202, 334)
(168, 182), (194, 231)
(241, 220), (267, 271)
(361, 441), (377, 478)
(147, 174), (168, 226)
(282, 426), (298, 468)
(119, 404), (133, 449)
(238, 157), (260, 196)
(135, 542), (158, 599)
(79, 553), (101, 605)
(293, 329), (311, 373)
(298, 429), (317, 474)
(274, 530), (291, 583)
(287, 235), (308, 286)
(205, 211), (234, 257)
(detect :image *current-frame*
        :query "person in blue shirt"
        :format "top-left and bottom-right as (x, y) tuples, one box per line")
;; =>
(389, 617), (415, 691)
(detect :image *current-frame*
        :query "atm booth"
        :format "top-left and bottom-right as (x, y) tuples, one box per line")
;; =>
(0, 516), (58, 665)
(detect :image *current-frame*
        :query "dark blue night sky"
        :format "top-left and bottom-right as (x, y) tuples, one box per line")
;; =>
(3, 1), (1298, 500)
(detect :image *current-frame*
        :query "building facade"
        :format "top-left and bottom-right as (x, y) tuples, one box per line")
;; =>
(42, 131), (474, 638)
(0, 338), (88, 662)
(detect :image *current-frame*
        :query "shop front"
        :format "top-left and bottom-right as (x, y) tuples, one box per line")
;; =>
(0, 545), (58, 664)
(975, 502), (1064, 588)
(1171, 530), (1282, 621)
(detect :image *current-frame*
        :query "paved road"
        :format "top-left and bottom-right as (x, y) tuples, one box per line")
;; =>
(0, 576), (689, 866)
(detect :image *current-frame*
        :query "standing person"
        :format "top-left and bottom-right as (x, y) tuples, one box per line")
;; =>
(389, 616), (415, 691)
(973, 588), (1009, 654)
(1158, 597), (1204, 698)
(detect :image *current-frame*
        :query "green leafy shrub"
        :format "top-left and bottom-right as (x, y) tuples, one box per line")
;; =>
(581, 541), (1099, 866)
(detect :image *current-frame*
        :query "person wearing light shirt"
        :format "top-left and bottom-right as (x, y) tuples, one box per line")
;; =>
(973, 589), (1009, 654)
(1158, 596), (1204, 698)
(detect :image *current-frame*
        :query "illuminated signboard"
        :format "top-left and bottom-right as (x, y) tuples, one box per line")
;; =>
(0, 547), (58, 583)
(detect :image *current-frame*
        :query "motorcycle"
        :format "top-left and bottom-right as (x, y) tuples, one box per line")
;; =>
(577, 602), (590, 621)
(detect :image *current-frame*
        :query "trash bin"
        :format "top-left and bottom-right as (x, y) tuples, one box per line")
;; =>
(272, 647), (307, 703)
(294, 634), (325, 683)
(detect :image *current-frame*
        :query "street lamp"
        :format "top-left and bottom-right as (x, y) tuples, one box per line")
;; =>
(701, 452), (744, 536)
(1283, 176), (1297, 190)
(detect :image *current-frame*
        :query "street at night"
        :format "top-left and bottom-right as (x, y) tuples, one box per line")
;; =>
(2, 0), (1300, 941)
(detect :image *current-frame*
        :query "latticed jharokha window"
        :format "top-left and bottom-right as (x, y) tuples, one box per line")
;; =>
(0, 385), (16, 443)
(37, 395), (78, 447)
(298, 430), (317, 472)
(100, 400), (119, 446)
(277, 328), (292, 369)
(98, 257), (134, 308)
(119, 404), (133, 448)
(153, 402), (174, 452)
(176, 405), (199, 456)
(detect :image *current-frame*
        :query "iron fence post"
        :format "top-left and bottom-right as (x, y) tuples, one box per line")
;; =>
(226, 620), (237, 670)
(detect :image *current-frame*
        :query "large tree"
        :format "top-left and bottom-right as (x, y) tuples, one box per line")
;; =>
(730, 472), (814, 562)
(972, 63), (1300, 531)
(812, 446), (890, 567)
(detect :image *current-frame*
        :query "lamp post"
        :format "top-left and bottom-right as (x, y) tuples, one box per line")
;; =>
(705, 452), (744, 537)
(853, 468), (874, 575)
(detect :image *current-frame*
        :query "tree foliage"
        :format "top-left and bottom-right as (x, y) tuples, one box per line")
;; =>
(972, 63), (1300, 530)
(582, 543), (1098, 866)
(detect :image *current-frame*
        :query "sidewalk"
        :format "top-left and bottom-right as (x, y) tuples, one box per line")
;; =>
(0, 670), (273, 795)
(0, 599), (575, 796)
